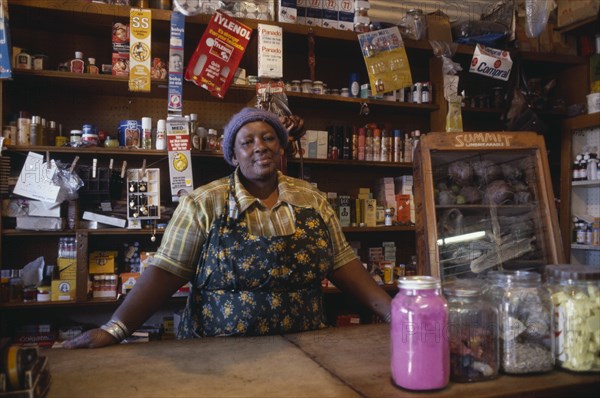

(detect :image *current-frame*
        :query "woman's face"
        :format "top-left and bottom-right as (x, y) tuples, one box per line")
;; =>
(231, 121), (283, 183)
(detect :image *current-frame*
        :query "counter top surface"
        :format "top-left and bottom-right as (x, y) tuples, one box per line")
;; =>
(43, 324), (600, 397)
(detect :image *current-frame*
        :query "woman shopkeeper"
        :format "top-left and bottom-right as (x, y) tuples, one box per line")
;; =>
(65, 107), (392, 348)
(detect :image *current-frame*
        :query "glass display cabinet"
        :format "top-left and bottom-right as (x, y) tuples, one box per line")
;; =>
(414, 131), (565, 279)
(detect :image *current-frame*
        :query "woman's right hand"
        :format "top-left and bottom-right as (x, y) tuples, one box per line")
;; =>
(62, 328), (119, 349)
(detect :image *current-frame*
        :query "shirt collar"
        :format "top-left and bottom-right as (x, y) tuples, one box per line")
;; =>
(233, 168), (310, 214)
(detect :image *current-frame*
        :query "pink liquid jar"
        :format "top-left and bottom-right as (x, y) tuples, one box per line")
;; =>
(391, 276), (449, 390)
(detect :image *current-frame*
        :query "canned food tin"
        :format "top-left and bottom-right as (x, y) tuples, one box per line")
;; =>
(55, 136), (68, 147)
(82, 133), (99, 146)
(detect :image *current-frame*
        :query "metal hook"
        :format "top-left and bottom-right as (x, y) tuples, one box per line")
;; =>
(360, 102), (370, 116)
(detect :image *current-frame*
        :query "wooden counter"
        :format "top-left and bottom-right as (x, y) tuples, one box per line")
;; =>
(43, 324), (599, 397)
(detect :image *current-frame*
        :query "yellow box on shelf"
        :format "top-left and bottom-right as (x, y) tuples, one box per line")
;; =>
(51, 279), (76, 301)
(57, 258), (77, 280)
(89, 251), (118, 274)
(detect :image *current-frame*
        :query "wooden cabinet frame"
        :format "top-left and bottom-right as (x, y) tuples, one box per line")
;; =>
(414, 131), (564, 278)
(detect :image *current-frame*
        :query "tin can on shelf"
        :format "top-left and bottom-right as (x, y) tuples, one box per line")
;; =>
(443, 278), (499, 382)
(545, 264), (600, 372)
(391, 276), (449, 390)
(484, 270), (554, 374)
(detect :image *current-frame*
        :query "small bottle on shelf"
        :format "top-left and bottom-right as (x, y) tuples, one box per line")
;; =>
(86, 57), (99, 74)
(372, 128), (381, 162)
(393, 129), (402, 162)
(141, 117), (153, 149)
(70, 51), (85, 73)
(365, 128), (373, 161)
(29, 115), (40, 146)
(580, 155), (588, 180)
(155, 119), (166, 150)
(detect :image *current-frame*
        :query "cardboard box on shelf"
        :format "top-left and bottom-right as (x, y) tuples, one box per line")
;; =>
(556, 0), (600, 28)
(16, 216), (64, 231)
(426, 11), (452, 42)
(51, 279), (76, 301)
(89, 251), (118, 274)
(57, 257), (76, 280)
(82, 211), (127, 228)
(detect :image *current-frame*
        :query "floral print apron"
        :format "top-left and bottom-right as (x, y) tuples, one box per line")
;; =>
(177, 175), (334, 338)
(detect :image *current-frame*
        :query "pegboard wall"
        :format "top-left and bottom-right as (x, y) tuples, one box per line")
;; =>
(572, 124), (600, 266)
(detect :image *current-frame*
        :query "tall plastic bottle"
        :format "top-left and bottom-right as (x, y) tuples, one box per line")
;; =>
(156, 119), (166, 150)
(141, 117), (153, 149)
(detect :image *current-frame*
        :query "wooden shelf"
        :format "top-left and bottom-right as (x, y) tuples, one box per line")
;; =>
(8, 70), (438, 112)
(572, 180), (600, 188)
(554, 15), (599, 35)
(342, 225), (415, 233)
(287, 157), (413, 169)
(1, 228), (165, 237)
(571, 244), (600, 251)
(1, 229), (76, 237)
(563, 113), (600, 131)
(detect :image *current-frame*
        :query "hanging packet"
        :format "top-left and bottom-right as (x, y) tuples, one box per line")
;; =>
(185, 11), (252, 99)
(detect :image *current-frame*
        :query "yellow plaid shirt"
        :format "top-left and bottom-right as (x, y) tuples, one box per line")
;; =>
(152, 169), (357, 280)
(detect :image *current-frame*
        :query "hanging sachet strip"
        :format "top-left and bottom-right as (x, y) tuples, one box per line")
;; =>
(168, 11), (185, 114)
(129, 8), (152, 92)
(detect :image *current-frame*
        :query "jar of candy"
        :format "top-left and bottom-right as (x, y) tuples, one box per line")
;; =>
(484, 270), (554, 374)
(545, 264), (600, 372)
(443, 278), (499, 382)
(391, 276), (449, 390)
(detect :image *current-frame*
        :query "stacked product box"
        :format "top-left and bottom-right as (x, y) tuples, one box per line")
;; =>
(278, 0), (297, 23)
(394, 175), (414, 224)
(373, 177), (397, 212)
(292, 0), (365, 32)
(89, 251), (118, 299)
(52, 237), (77, 301)
(295, 130), (328, 159)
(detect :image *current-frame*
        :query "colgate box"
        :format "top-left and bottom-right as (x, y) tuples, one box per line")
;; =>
(469, 44), (512, 82)
(185, 11), (253, 99)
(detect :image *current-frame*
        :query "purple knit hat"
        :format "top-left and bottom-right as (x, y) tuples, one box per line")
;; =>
(222, 107), (288, 166)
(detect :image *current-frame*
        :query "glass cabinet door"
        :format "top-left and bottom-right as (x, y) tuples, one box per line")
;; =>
(414, 132), (564, 279)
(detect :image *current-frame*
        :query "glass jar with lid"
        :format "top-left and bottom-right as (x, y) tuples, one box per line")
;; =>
(290, 80), (301, 92)
(484, 270), (554, 374)
(545, 264), (600, 372)
(391, 276), (449, 390)
(301, 79), (313, 94)
(443, 278), (499, 382)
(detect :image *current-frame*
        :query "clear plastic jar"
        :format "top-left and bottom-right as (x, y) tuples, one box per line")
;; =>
(443, 278), (499, 382)
(545, 264), (600, 372)
(391, 276), (449, 390)
(484, 270), (554, 374)
(404, 9), (426, 40)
